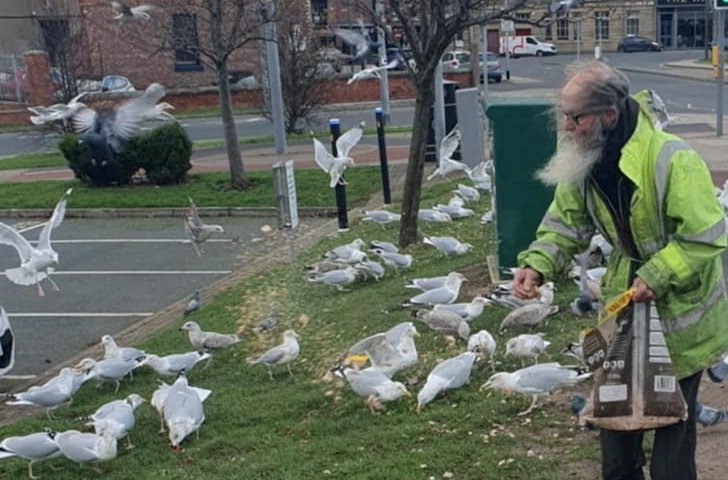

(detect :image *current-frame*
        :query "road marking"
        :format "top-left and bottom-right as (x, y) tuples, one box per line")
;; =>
(51, 270), (231, 275)
(43, 238), (231, 244)
(1, 374), (36, 380)
(8, 312), (154, 318)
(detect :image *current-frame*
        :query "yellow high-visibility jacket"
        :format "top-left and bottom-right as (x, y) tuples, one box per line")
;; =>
(518, 91), (728, 378)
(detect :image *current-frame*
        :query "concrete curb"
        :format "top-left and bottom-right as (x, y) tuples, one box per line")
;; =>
(0, 206), (338, 219)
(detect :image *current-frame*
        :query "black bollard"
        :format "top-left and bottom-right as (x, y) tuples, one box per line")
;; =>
(330, 118), (348, 231)
(374, 108), (392, 205)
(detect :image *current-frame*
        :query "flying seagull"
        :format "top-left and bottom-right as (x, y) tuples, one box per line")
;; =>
(0, 188), (72, 296)
(184, 197), (225, 256)
(111, 1), (156, 23)
(426, 125), (470, 181)
(312, 124), (363, 188)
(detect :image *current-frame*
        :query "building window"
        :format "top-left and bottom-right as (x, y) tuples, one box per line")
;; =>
(173, 14), (203, 71)
(515, 12), (531, 20)
(626, 11), (639, 36)
(39, 19), (69, 65)
(572, 12), (582, 40)
(311, 0), (327, 26)
(557, 14), (569, 40)
(595, 11), (610, 40)
(544, 24), (552, 40)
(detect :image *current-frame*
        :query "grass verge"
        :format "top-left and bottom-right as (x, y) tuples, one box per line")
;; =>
(0, 178), (601, 479)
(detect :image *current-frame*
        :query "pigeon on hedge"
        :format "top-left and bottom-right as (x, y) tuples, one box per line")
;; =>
(312, 124), (363, 188)
(184, 197), (225, 256)
(0, 306), (15, 377)
(0, 429), (60, 479)
(111, 1), (156, 23)
(0, 188), (72, 296)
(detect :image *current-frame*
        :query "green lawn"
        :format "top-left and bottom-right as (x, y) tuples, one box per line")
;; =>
(0, 178), (601, 480)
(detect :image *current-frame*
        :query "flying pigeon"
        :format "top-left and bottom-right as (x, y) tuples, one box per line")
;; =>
(246, 329), (300, 380)
(0, 306), (15, 377)
(111, 1), (156, 23)
(426, 125), (470, 181)
(0, 188), (72, 296)
(312, 124), (363, 188)
(184, 197), (225, 256)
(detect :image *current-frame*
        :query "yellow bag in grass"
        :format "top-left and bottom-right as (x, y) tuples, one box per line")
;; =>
(581, 294), (687, 431)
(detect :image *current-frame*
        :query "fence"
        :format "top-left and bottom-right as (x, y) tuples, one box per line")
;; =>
(0, 54), (26, 103)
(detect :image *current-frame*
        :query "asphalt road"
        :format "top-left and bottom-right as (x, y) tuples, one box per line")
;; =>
(0, 215), (286, 383)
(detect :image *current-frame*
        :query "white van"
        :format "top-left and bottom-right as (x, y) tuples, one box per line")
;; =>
(499, 36), (557, 57)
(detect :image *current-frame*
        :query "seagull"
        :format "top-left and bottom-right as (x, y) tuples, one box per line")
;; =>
(467, 330), (497, 365)
(0, 429), (60, 479)
(487, 281), (555, 310)
(480, 210), (494, 224)
(417, 351), (479, 412)
(184, 197), (225, 256)
(481, 362), (592, 415)
(499, 304), (560, 332)
(184, 290), (201, 316)
(163, 374), (206, 449)
(426, 125), (471, 181)
(0, 188), (72, 296)
(246, 329), (300, 380)
(418, 209), (452, 223)
(333, 367), (411, 413)
(0, 306), (15, 376)
(371, 249), (413, 273)
(111, 1), (155, 23)
(142, 102), (176, 122)
(402, 272), (466, 307)
(4, 368), (81, 418)
(467, 161), (492, 191)
(140, 351), (210, 377)
(369, 240), (398, 253)
(333, 19), (378, 64)
(433, 296), (492, 322)
(101, 334), (146, 362)
(423, 236), (472, 256)
(179, 321), (242, 351)
(345, 323), (419, 378)
(323, 238), (367, 263)
(505, 334), (551, 365)
(54, 420), (118, 465)
(305, 265), (360, 291)
(452, 184), (480, 203)
(84, 393), (145, 449)
(415, 308), (471, 340)
(361, 209), (401, 228)
(645, 89), (675, 130)
(346, 60), (399, 85)
(312, 124), (363, 188)
(28, 92), (87, 126)
(150, 377), (211, 434)
(432, 203), (475, 219)
(357, 259), (385, 282)
(570, 253), (600, 316)
(404, 274), (451, 292)
(76, 357), (141, 392)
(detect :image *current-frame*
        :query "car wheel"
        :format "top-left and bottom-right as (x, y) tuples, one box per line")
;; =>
(536, 50), (544, 57)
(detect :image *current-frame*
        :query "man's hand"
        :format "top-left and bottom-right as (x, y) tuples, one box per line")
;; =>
(631, 277), (656, 303)
(512, 268), (542, 299)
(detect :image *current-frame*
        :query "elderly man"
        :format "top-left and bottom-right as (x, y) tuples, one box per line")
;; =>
(512, 61), (728, 480)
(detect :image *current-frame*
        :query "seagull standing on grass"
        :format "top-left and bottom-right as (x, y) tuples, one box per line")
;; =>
(423, 236), (472, 256)
(184, 198), (225, 256)
(312, 123), (363, 188)
(84, 394), (145, 449)
(141, 351), (210, 377)
(0, 188), (72, 296)
(433, 296), (492, 322)
(246, 329), (300, 380)
(163, 374), (206, 449)
(333, 367), (411, 413)
(416, 351), (479, 412)
(362, 210), (401, 228)
(344, 322), (419, 378)
(371, 249), (413, 273)
(402, 272), (466, 307)
(306, 265), (360, 291)
(0, 429), (60, 479)
(179, 321), (241, 351)
(54, 421), (118, 466)
(151, 376), (211, 434)
(505, 334), (551, 365)
(101, 334), (146, 362)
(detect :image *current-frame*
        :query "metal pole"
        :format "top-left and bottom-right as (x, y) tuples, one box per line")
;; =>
(376, 0), (391, 125)
(479, 24), (489, 102)
(261, 1), (287, 154)
(434, 62), (445, 164)
(330, 118), (349, 231)
(718, 9), (725, 137)
(576, 18), (581, 62)
(374, 108), (392, 205)
(504, 35), (512, 80)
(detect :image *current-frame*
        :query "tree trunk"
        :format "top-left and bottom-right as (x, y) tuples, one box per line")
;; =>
(216, 62), (249, 189)
(398, 82), (435, 248)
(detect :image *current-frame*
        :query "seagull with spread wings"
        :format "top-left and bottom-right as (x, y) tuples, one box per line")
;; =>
(111, 1), (156, 23)
(0, 188), (72, 296)
(426, 125), (471, 181)
(184, 197), (225, 256)
(312, 124), (363, 188)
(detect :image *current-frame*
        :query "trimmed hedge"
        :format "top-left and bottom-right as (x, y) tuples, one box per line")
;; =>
(59, 122), (193, 186)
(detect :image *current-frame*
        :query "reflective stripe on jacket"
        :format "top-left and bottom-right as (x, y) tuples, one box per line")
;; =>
(517, 92), (728, 377)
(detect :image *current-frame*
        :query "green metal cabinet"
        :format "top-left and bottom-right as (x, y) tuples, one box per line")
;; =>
(485, 99), (557, 272)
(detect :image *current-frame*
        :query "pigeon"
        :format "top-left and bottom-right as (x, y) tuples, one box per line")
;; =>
(361, 209), (401, 228)
(76, 357), (141, 392)
(72, 83), (166, 170)
(369, 240), (398, 253)
(312, 124), (363, 188)
(0, 306), (15, 376)
(418, 209), (452, 223)
(140, 351), (210, 377)
(28, 92), (87, 126)
(415, 308), (471, 341)
(402, 272), (466, 307)
(111, 1), (155, 22)
(323, 238), (367, 263)
(467, 161), (492, 191)
(707, 352), (728, 382)
(452, 184), (481, 203)
(568, 392), (592, 428)
(468, 330), (497, 366)
(345, 322), (419, 378)
(84, 394), (145, 449)
(371, 249), (413, 273)
(252, 308), (278, 334)
(150, 377), (211, 434)
(426, 125), (470, 181)
(347, 60), (399, 84)
(0, 188), (72, 296)
(179, 321), (242, 351)
(570, 253), (599, 316)
(306, 266), (360, 291)
(482, 363), (592, 416)
(499, 304), (560, 332)
(162, 373), (206, 449)
(423, 236), (472, 256)
(333, 20), (378, 63)
(505, 334), (551, 365)
(0, 429), (60, 479)
(54, 420), (118, 465)
(417, 351), (479, 412)
(184, 290), (201, 316)
(101, 334), (146, 362)
(695, 402), (728, 427)
(184, 197), (225, 256)
(333, 366), (411, 413)
(433, 296), (492, 322)
(246, 329), (300, 380)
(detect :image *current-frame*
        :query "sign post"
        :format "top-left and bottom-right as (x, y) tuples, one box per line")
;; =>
(273, 160), (299, 261)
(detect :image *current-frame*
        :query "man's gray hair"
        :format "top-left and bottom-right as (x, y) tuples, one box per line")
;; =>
(563, 60), (631, 113)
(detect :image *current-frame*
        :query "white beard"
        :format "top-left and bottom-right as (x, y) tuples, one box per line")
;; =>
(537, 121), (608, 186)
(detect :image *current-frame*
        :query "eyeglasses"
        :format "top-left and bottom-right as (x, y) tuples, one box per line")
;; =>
(559, 107), (604, 125)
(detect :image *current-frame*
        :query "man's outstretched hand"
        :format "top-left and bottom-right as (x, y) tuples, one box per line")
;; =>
(631, 277), (656, 303)
(512, 267), (542, 299)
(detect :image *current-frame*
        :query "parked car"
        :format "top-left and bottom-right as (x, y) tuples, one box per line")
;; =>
(500, 36), (557, 57)
(440, 50), (471, 72)
(480, 52), (502, 84)
(617, 35), (663, 52)
(101, 75), (135, 92)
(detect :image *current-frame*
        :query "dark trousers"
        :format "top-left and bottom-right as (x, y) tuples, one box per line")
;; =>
(600, 370), (702, 480)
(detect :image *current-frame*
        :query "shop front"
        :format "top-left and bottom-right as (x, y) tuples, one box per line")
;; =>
(657, 0), (712, 48)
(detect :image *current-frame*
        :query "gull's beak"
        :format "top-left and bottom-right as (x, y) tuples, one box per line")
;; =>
(479, 381), (492, 392)
(402, 389), (412, 397)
